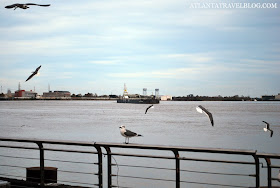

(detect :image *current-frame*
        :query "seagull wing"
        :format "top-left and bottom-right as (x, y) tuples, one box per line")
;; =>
(34, 65), (41, 73)
(5, 4), (18, 9)
(25, 72), (36, 82)
(145, 105), (153, 114)
(270, 130), (273, 137)
(124, 129), (137, 137)
(196, 105), (214, 126)
(26, 65), (41, 82)
(26, 3), (51, 7)
(262, 121), (270, 129)
(196, 105), (203, 113)
(207, 112), (214, 126)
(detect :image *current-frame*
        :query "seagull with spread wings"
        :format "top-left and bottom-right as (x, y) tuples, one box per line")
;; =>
(119, 125), (142, 144)
(262, 121), (273, 137)
(5, 3), (50, 10)
(25, 65), (41, 82)
(145, 104), (154, 114)
(196, 105), (214, 126)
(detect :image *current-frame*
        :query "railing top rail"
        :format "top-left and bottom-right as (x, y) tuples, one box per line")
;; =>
(2, 137), (279, 157)
(0, 137), (96, 147)
(95, 142), (257, 155)
(256, 153), (280, 159)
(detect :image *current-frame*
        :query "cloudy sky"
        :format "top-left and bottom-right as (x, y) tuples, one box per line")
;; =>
(0, 0), (279, 97)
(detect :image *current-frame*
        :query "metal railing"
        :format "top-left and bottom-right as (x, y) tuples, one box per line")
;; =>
(0, 137), (279, 188)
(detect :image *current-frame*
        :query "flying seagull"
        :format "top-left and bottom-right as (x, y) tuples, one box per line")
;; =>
(119, 125), (142, 144)
(262, 121), (273, 137)
(145, 104), (154, 114)
(196, 105), (214, 126)
(25, 65), (41, 82)
(5, 3), (50, 10)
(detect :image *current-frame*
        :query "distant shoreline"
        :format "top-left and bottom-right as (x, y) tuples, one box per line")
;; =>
(1, 97), (279, 102)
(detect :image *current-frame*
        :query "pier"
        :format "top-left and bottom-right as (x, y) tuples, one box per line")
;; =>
(0, 137), (280, 188)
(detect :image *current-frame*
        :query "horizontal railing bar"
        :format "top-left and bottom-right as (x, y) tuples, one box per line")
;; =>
(57, 179), (97, 187)
(115, 163), (252, 177)
(0, 154), (39, 160)
(116, 174), (175, 182)
(256, 153), (280, 159)
(58, 169), (98, 175)
(0, 144), (38, 150)
(111, 152), (174, 159)
(180, 156), (256, 165)
(0, 145), (98, 154)
(44, 147), (98, 154)
(0, 137), (96, 147)
(180, 179), (249, 188)
(0, 137), (258, 155)
(180, 169), (254, 177)
(110, 152), (255, 165)
(0, 164), (98, 176)
(0, 155), (95, 165)
(95, 142), (257, 155)
(45, 158), (96, 165)
(269, 165), (280, 168)
(115, 174), (249, 187)
(115, 164), (175, 171)
(0, 164), (28, 169)
(2, 137), (280, 158)
(26, 177), (97, 187)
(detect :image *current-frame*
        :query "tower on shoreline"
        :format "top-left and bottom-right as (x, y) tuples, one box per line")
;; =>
(155, 88), (159, 97)
(143, 88), (147, 96)
(123, 83), (129, 96)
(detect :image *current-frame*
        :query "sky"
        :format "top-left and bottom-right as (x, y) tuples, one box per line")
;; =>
(0, 0), (279, 97)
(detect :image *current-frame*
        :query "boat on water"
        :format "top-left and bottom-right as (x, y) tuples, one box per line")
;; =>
(117, 84), (160, 104)
(117, 95), (160, 104)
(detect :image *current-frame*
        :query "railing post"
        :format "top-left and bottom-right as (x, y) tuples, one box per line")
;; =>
(104, 146), (112, 188)
(36, 142), (44, 188)
(264, 158), (272, 188)
(253, 154), (260, 188)
(172, 150), (180, 188)
(95, 145), (103, 188)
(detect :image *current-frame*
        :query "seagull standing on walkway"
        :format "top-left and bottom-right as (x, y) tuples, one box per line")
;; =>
(196, 105), (214, 126)
(25, 65), (41, 82)
(262, 121), (273, 137)
(119, 125), (142, 144)
(5, 3), (50, 10)
(145, 104), (154, 114)
(278, 170), (280, 182)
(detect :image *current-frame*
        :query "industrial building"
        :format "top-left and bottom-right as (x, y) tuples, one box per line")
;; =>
(161, 95), (173, 101)
(42, 91), (71, 98)
(275, 93), (280, 100)
(14, 90), (37, 98)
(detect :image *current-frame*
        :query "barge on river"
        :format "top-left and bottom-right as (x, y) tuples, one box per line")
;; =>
(117, 96), (159, 104)
(117, 84), (160, 104)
